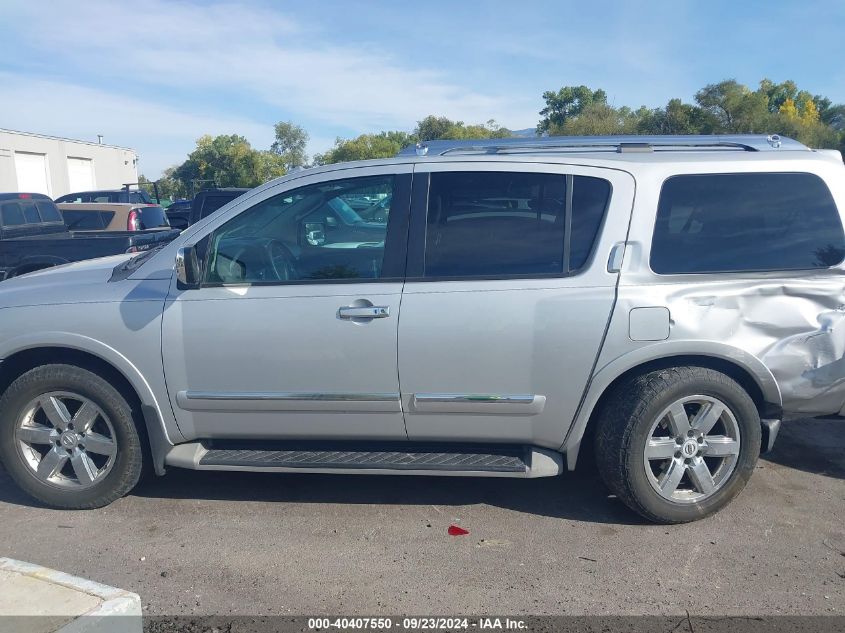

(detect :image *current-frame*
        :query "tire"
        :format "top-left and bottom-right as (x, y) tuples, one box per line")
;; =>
(594, 366), (761, 524)
(0, 364), (144, 509)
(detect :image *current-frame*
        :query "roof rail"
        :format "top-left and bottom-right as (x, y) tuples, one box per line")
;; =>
(397, 134), (809, 157)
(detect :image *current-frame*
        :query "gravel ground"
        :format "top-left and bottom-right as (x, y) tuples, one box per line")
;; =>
(0, 417), (843, 617)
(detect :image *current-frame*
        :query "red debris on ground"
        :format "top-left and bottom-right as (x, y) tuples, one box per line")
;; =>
(447, 525), (470, 536)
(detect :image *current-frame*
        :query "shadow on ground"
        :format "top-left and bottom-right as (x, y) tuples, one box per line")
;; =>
(761, 416), (845, 480)
(0, 417), (841, 523)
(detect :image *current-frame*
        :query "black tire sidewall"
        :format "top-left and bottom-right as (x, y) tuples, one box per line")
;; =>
(0, 364), (142, 509)
(623, 372), (761, 523)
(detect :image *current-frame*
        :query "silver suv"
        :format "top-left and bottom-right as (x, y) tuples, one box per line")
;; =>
(1, 135), (843, 524)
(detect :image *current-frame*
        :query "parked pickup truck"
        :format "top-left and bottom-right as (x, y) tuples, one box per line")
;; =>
(165, 188), (249, 230)
(0, 193), (179, 279)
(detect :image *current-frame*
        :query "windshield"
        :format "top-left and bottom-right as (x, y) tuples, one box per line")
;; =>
(326, 197), (363, 225)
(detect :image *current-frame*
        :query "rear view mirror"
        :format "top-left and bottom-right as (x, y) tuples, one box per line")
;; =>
(304, 222), (326, 246)
(175, 245), (201, 289)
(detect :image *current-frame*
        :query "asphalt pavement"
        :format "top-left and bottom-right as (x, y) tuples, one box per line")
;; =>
(0, 417), (843, 617)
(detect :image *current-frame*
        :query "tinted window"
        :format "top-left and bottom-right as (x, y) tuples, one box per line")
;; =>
(206, 176), (393, 284)
(62, 209), (104, 230)
(36, 201), (62, 222)
(424, 172), (610, 278)
(200, 193), (245, 219)
(1, 202), (26, 226)
(23, 203), (40, 223)
(571, 176), (612, 269)
(138, 205), (170, 229)
(651, 173), (845, 274)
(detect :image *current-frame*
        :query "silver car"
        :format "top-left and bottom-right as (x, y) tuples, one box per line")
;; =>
(1, 134), (843, 524)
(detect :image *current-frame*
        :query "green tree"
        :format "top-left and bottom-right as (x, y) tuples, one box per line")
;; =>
(139, 168), (187, 202)
(270, 121), (309, 170)
(314, 131), (416, 165)
(173, 134), (285, 191)
(414, 115), (511, 141)
(535, 78), (843, 157)
(537, 86), (608, 134)
(694, 80), (770, 132)
(556, 103), (634, 135)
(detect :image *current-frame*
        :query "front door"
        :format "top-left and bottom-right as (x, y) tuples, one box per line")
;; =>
(398, 163), (635, 448)
(161, 166), (411, 441)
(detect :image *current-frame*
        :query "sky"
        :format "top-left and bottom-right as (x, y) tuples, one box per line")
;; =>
(0, 0), (843, 178)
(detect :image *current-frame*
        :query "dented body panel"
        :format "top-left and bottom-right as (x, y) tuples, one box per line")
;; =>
(564, 152), (845, 455)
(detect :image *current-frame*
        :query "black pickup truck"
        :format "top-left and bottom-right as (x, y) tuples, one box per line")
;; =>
(0, 193), (179, 279)
(165, 188), (250, 230)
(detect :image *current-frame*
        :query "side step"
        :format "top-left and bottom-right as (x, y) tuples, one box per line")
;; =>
(165, 441), (563, 478)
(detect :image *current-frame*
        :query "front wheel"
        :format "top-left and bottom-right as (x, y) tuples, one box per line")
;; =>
(594, 366), (761, 524)
(0, 364), (144, 509)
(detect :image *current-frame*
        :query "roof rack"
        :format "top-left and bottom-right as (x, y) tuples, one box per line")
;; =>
(397, 134), (809, 157)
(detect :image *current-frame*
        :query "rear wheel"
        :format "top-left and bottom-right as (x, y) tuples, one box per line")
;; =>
(594, 366), (761, 523)
(0, 364), (144, 509)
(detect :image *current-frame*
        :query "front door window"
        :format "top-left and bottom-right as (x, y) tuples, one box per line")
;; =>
(204, 176), (394, 284)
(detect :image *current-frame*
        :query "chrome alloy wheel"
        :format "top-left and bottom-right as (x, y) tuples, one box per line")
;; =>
(643, 395), (741, 504)
(15, 392), (117, 489)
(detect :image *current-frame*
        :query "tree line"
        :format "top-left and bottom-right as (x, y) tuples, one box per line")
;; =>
(147, 78), (845, 199)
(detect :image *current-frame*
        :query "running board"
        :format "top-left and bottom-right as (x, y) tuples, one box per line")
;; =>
(164, 441), (563, 478)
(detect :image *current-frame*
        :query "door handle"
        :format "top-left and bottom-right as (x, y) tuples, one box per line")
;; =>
(338, 305), (390, 319)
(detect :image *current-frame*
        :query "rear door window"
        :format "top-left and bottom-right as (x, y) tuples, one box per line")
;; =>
(423, 171), (610, 278)
(62, 210), (105, 230)
(651, 173), (845, 274)
(22, 202), (41, 224)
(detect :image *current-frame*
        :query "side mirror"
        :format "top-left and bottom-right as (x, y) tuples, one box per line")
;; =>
(325, 216), (338, 229)
(175, 245), (201, 289)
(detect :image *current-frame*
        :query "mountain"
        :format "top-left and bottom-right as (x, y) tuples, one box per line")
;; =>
(510, 128), (538, 137)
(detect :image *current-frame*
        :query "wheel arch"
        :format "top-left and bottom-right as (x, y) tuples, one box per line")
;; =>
(562, 342), (782, 468)
(0, 336), (175, 474)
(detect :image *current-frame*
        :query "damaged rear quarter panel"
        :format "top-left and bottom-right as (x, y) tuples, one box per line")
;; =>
(606, 273), (845, 418)
(583, 157), (845, 435)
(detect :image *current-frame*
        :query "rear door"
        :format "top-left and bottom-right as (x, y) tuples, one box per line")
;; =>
(398, 162), (635, 448)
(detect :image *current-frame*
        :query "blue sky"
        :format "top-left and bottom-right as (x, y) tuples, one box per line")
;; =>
(1, 0), (843, 177)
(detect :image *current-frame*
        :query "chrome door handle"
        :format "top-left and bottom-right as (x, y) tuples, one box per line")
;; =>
(338, 306), (390, 319)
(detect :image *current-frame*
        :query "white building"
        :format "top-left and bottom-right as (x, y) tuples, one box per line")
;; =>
(0, 129), (139, 199)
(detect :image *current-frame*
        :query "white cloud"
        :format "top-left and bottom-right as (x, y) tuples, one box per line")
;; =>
(0, 72), (274, 177)
(5, 0), (537, 131)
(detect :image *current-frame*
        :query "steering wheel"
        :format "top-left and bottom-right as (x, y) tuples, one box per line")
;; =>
(267, 239), (295, 281)
(218, 240), (295, 282)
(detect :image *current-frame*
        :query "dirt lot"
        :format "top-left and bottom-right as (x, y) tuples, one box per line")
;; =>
(0, 418), (843, 617)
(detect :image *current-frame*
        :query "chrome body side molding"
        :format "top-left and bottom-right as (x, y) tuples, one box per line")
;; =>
(410, 393), (546, 415)
(177, 391), (402, 413)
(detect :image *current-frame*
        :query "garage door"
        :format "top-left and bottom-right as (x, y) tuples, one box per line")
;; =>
(14, 152), (50, 196)
(67, 157), (95, 192)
